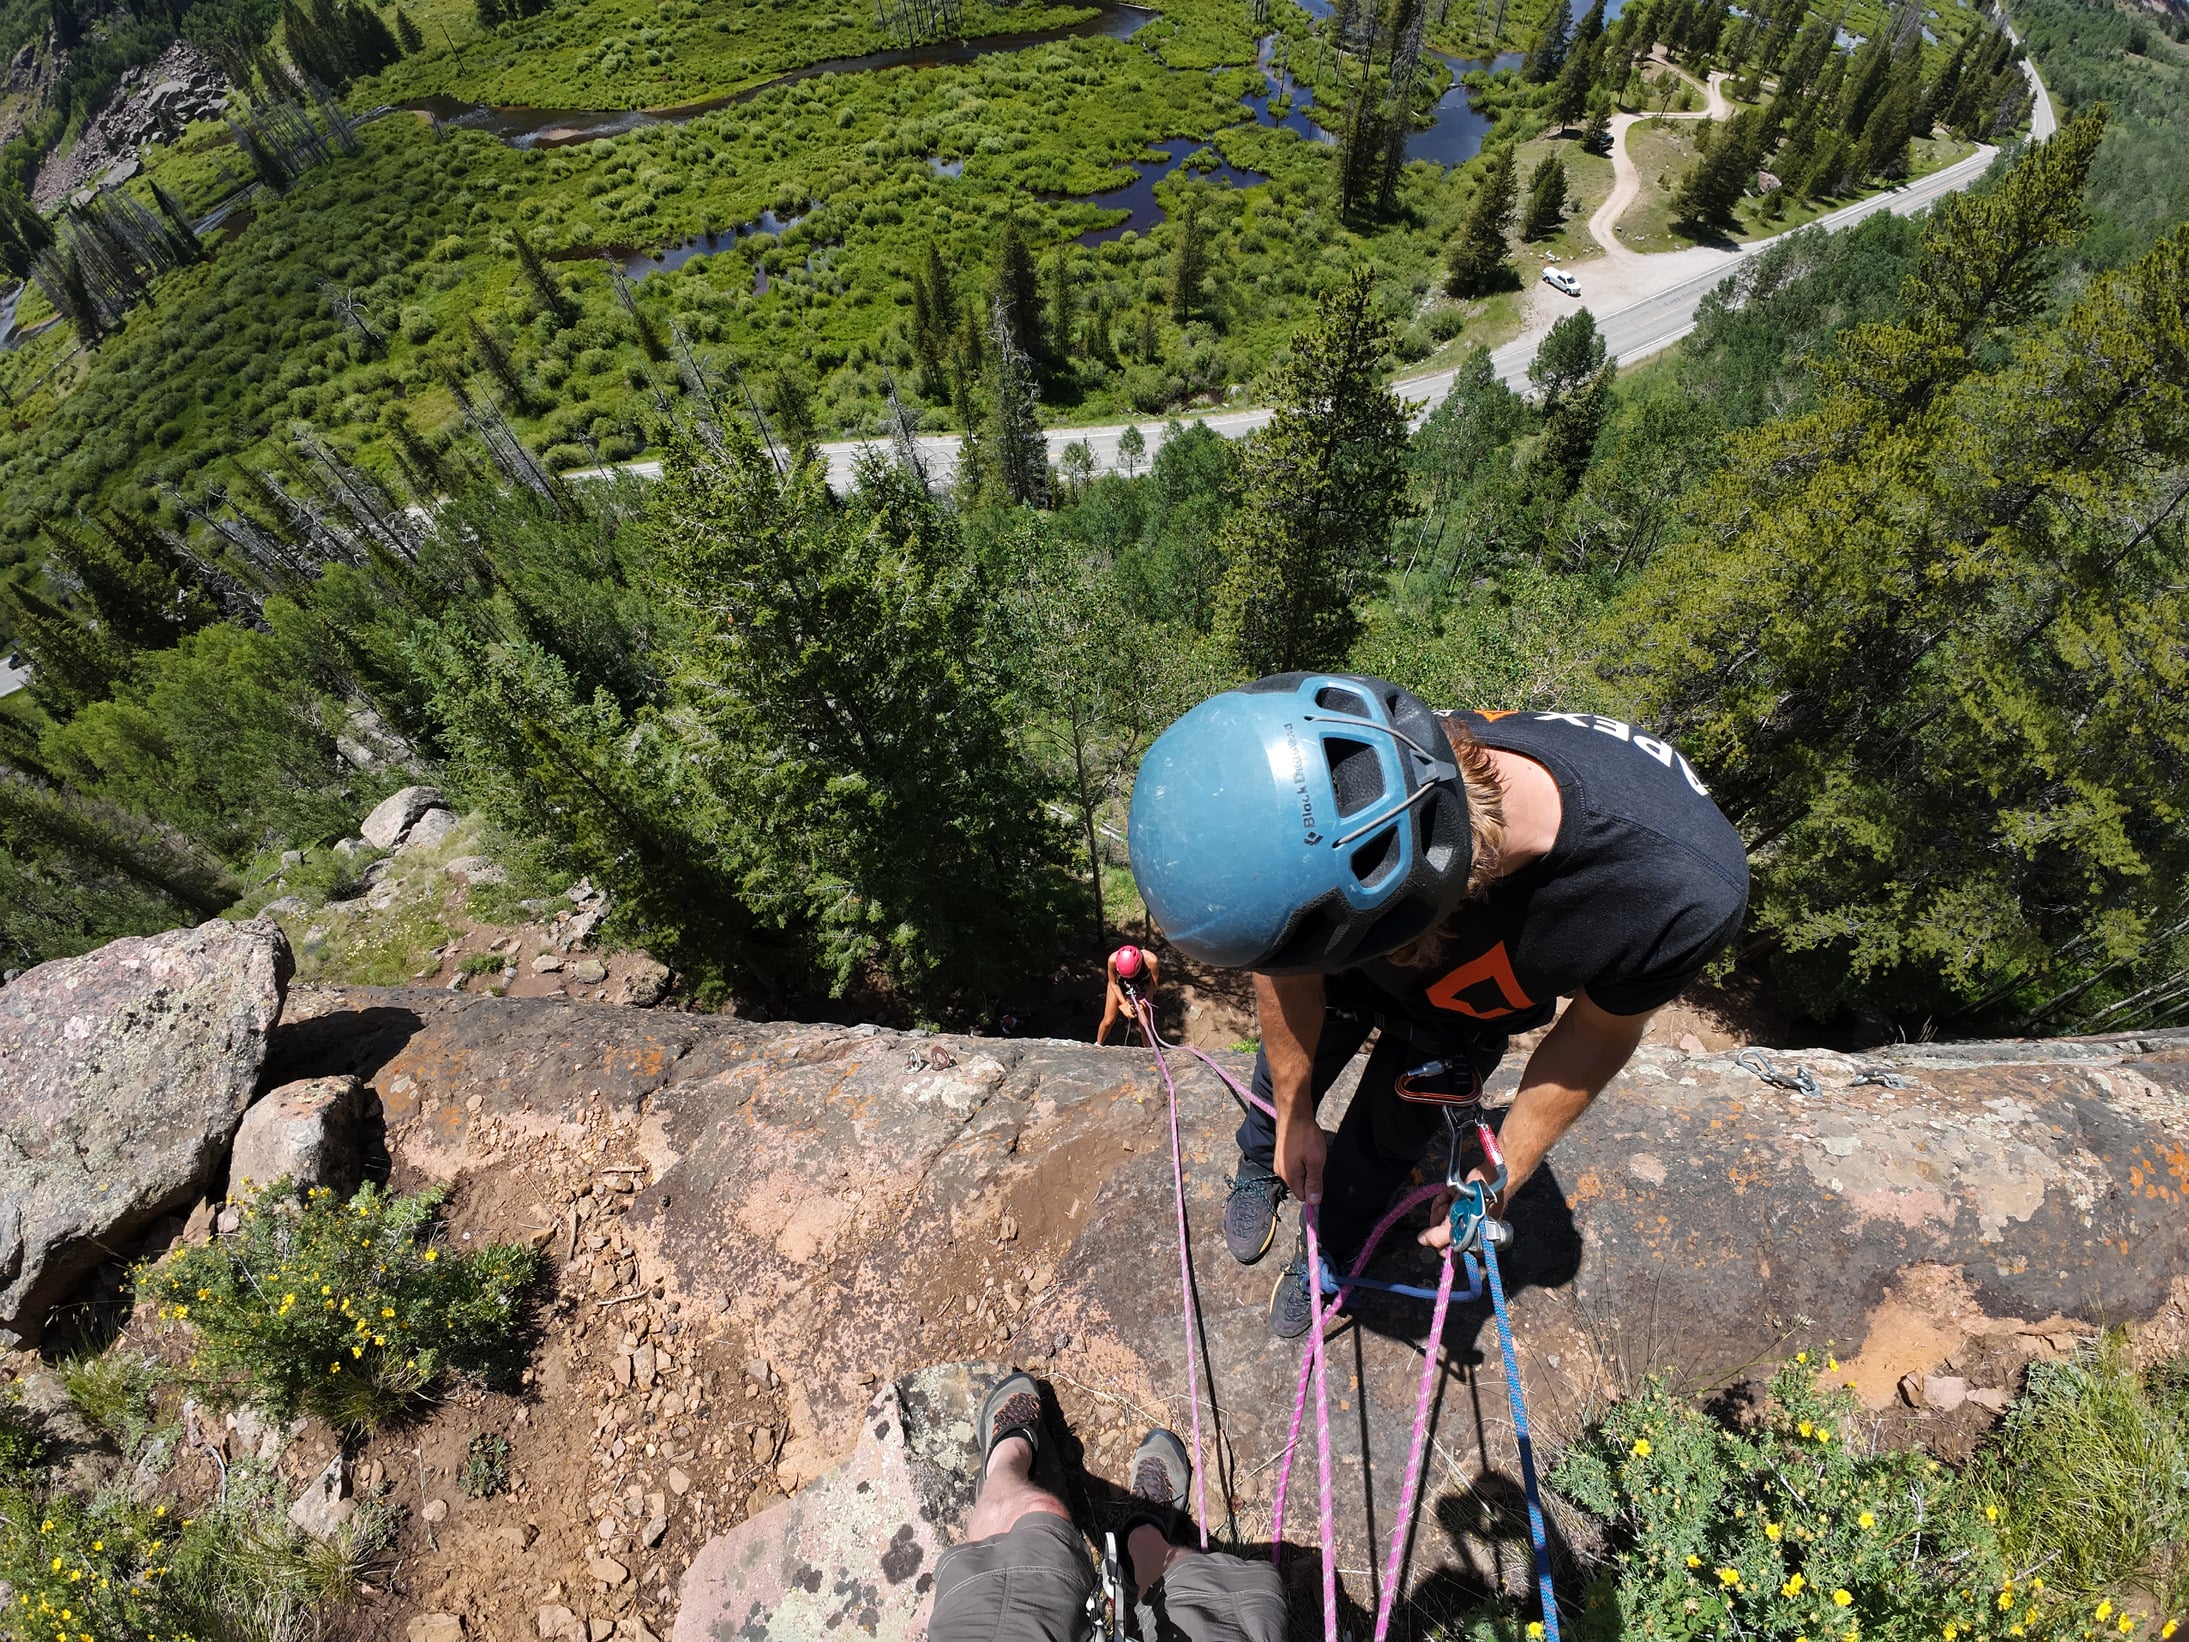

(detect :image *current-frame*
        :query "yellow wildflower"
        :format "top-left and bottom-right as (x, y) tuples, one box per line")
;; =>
(1833, 1590), (1854, 1608)
(1632, 1439), (1652, 1457)
(1798, 1421), (1815, 1438)
(1783, 1575), (1806, 1597)
(1766, 1522), (1783, 1541)
(1686, 1556), (1702, 1569)
(1718, 1568), (1742, 1587)
(2098, 1603), (2115, 1623)
(1858, 1512), (1875, 1530)
(1527, 1627), (1544, 1640)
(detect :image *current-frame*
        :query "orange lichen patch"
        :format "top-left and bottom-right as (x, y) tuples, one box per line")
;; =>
(1568, 1168), (1606, 1208)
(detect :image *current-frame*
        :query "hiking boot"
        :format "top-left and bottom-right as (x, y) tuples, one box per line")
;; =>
(1223, 1158), (1287, 1266)
(1267, 1257), (1319, 1341)
(977, 1370), (1045, 1467)
(1121, 1427), (1193, 1542)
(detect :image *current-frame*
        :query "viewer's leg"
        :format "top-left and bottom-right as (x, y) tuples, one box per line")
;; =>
(928, 1374), (1091, 1642)
(1123, 1430), (1288, 1642)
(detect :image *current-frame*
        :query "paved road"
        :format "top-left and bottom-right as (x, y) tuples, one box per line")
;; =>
(588, 53), (2054, 493)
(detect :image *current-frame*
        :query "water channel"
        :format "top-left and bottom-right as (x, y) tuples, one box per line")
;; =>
(408, 0), (1533, 281)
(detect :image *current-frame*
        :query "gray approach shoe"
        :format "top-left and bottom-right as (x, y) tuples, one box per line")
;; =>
(1267, 1257), (1318, 1340)
(977, 1370), (1045, 1466)
(1223, 1158), (1287, 1266)
(1123, 1426), (1193, 1541)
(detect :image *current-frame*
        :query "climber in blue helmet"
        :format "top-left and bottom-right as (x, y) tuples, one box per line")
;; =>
(1128, 673), (1749, 1339)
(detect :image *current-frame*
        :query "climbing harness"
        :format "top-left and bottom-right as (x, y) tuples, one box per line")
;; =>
(1736, 1048), (1820, 1095)
(1132, 997), (1562, 1642)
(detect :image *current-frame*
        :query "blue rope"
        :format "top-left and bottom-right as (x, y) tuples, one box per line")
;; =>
(1482, 1236), (1560, 1642)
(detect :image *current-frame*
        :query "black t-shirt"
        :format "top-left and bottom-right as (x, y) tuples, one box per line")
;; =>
(1337, 709), (1749, 1041)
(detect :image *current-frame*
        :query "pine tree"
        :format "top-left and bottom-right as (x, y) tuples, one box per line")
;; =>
(1521, 152), (1569, 239)
(148, 180), (202, 264)
(1522, 0), (1572, 82)
(1571, 0), (1606, 48)
(1580, 93), (1614, 153)
(1445, 143), (1518, 295)
(989, 296), (1048, 506)
(511, 228), (577, 325)
(0, 583), (133, 720)
(1530, 359), (1613, 501)
(469, 316), (535, 412)
(1046, 246), (1073, 361)
(1167, 187), (1206, 321)
(1210, 267), (1417, 673)
(1671, 111), (1762, 230)
(1550, 37), (1597, 128)
(394, 6), (423, 52)
(989, 213), (1042, 363)
(1603, 116), (2187, 1026)
(1528, 306), (1605, 404)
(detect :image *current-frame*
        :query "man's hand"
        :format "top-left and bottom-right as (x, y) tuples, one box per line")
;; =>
(1277, 1115), (1328, 1206)
(1255, 972), (1327, 1203)
(1415, 991), (1653, 1248)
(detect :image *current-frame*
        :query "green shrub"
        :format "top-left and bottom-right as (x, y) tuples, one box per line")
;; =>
(1970, 1334), (2189, 1616)
(458, 951), (510, 978)
(0, 1455), (393, 1642)
(1542, 1352), (2171, 1642)
(63, 1350), (163, 1451)
(150, 1183), (540, 1433)
(0, 1400), (46, 1481)
(460, 1431), (512, 1498)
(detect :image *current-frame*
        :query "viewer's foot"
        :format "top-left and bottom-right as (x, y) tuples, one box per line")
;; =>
(1223, 1158), (1287, 1266)
(1267, 1258), (1318, 1340)
(977, 1370), (1045, 1466)
(1124, 1427), (1192, 1539)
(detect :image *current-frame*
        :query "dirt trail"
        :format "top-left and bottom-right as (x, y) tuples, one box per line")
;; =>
(1521, 63), (1738, 331)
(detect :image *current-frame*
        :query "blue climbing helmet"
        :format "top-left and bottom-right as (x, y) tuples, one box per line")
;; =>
(1127, 673), (1473, 972)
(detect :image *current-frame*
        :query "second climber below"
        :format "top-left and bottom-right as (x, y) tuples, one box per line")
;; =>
(1096, 943), (1163, 1046)
(1126, 673), (1748, 1338)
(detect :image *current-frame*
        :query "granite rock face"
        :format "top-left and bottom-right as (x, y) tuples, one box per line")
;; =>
(0, 919), (291, 1344)
(227, 1074), (365, 1200)
(270, 988), (2189, 1635)
(361, 785), (448, 850)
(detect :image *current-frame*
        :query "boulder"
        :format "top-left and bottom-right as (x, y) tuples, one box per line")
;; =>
(0, 919), (290, 1345)
(268, 987), (2189, 1626)
(227, 1075), (365, 1200)
(444, 856), (505, 886)
(406, 1616), (464, 1642)
(288, 1454), (353, 1539)
(399, 807), (460, 855)
(621, 958), (672, 1008)
(360, 785), (447, 850)
(673, 1364), (1001, 1642)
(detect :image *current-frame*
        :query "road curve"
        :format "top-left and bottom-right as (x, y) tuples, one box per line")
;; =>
(586, 47), (2052, 493)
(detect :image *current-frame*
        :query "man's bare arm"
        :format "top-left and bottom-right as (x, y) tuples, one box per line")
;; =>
(1255, 972), (1328, 1204)
(1421, 989), (1651, 1244)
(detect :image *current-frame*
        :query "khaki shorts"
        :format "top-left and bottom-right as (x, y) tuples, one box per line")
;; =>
(927, 1511), (1288, 1642)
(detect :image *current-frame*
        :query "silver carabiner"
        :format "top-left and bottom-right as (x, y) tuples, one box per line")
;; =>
(1736, 1049), (1819, 1096)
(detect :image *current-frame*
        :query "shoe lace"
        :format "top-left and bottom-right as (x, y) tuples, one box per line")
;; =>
(1230, 1165), (1285, 1206)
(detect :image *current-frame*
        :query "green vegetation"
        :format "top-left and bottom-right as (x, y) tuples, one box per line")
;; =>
(1529, 1341), (2189, 1642)
(460, 1430), (513, 1497)
(63, 1349), (163, 1450)
(151, 1182), (539, 1432)
(0, 1439), (394, 1642)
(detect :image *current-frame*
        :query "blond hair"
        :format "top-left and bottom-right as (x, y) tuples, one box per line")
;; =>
(1383, 715), (1506, 970)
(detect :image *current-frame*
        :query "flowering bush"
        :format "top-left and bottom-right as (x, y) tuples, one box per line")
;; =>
(1547, 1352), (2181, 1642)
(0, 1489), (189, 1642)
(151, 1182), (539, 1432)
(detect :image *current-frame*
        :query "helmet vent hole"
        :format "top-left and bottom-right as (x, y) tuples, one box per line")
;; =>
(1326, 738), (1385, 817)
(1349, 826), (1400, 888)
(1316, 687), (1370, 717)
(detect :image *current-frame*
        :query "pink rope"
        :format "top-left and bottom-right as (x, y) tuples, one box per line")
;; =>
(1303, 1211), (1339, 1642)
(1373, 1242), (1457, 1641)
(1143, 1003), (1460, 1632)
(1138, 995), (1210, 1548)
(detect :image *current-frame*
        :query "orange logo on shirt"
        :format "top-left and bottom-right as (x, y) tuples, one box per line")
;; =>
(1426, 943), (1535, 1020)
(1474, 709), (1520, 720)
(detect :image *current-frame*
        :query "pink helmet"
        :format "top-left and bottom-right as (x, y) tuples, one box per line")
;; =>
(1113, 945), (1144, 980)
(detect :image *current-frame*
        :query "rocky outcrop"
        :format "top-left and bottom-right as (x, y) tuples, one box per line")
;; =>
(0, 918), (290, 1344)
(227, 1074), (365, 1200)
(27, 41), (231, 211)
(362, 785), (450, 851)
(267, 987), (2189, 1633)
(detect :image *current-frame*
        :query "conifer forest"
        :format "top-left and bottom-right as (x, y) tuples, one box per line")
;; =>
(0, 0), (2185, 1036)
